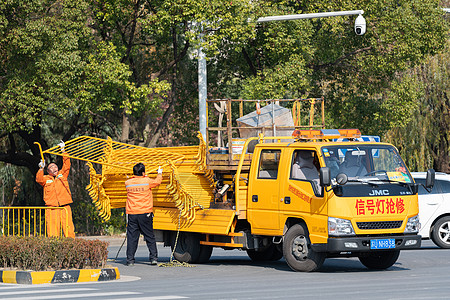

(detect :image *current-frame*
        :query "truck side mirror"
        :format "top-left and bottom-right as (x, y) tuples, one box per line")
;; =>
(410, 184), (419, 195)
(320, 167), (331, 187)
(426, 169), (435, 189)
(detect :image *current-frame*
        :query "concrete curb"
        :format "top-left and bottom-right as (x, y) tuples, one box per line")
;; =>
(0, 267), (120, 284)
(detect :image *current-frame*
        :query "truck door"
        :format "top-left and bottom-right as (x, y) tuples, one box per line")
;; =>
(248, 148), (283, 234)
(280, 149), (327, 226)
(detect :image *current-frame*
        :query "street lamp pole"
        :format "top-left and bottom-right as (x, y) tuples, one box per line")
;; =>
(198, 28), (207, 141)
(257, 10), (364, 22)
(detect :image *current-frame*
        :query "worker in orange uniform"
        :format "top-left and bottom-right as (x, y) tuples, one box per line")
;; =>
(36, 141), (75, 238)
(125, 163), (163, 266)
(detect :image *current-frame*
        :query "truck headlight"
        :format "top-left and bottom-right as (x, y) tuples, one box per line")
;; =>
(328, 217), (355, 236)
(404, 215), (420, 233)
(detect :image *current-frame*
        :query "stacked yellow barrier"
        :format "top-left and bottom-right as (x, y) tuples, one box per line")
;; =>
(41, 135), (214, 222)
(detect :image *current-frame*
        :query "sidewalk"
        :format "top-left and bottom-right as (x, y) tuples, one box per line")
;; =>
(81, 235), (128, 247)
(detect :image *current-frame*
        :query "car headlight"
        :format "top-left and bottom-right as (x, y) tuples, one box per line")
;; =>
(404, 215), (420, 233)
(328, 217), (355, 236)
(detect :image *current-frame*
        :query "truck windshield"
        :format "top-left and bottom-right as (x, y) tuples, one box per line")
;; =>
(321, 145), (413, 184)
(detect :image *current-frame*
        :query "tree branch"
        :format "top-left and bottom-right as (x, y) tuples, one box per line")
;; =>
(311, 46), (373, 70)
(151, 40), (190, 79)
(242, 48), (257, 77)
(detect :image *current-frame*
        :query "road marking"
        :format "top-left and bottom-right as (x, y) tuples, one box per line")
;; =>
(0, 288), (94, 296)
(1, 291), (140, 300)
(131, 297), (188, 300)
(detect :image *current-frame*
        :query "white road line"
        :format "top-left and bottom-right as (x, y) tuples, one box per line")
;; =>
(1, 291), (140, 300)
(124, 297), (188, 300)
(0, 288), (94, 296)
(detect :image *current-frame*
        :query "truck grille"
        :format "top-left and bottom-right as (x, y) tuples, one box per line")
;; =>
(356, 221), (403, 230)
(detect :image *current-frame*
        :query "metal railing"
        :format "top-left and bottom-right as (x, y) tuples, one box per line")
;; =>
(0, 207), (69, 237)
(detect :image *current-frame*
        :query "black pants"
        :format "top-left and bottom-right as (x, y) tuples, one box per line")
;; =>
(126, 213), (157, 264)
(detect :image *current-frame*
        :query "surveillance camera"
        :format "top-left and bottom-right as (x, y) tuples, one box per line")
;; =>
(354, 14), (366, 35)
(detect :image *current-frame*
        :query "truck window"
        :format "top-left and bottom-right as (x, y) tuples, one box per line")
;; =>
(290, 150), (321, 195)
(258, 150), (281, 179)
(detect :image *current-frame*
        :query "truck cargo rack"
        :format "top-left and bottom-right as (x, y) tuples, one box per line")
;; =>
(205, 98), (324, 171)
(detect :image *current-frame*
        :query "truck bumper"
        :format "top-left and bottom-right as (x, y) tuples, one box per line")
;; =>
(312, 235), (421, 253)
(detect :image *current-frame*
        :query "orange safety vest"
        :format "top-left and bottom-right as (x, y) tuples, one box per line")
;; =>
(36, 155), (73, 207)
(125, 174), (162, 215)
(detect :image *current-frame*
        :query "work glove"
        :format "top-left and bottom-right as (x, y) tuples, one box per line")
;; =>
(157, 166), (163, 174)
(38, 160), (45, 169)
(57, 140), (65, 152)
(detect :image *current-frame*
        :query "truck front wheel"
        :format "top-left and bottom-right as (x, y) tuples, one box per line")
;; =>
(358, 250), (400, 270)
(283, 224), (325, 272)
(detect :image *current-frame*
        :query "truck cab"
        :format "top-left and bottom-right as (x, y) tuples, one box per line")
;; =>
(245, 128), (430, 271)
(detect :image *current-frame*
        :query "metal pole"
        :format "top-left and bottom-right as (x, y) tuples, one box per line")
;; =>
(257, 10), (364, 23)
(272, 101), (276, 136)
(198, 45), (207, 141)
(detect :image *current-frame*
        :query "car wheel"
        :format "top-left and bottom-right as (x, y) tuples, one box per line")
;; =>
(431, 216), (450, 249)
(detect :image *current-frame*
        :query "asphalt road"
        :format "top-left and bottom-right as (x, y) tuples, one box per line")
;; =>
(1, 237), (449, 300)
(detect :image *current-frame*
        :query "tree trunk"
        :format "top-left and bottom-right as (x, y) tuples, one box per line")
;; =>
(121, 109), (131, 143)
(147, 99), (175, 147)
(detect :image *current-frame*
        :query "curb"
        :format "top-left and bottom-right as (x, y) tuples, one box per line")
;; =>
(0, 267), (120, 284)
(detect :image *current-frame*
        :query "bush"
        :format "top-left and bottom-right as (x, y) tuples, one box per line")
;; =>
(0, 236), (108, 271)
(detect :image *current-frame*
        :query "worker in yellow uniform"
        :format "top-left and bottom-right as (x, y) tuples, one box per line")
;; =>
(125, 163), (163, 266)
(35, 141), (75, 238)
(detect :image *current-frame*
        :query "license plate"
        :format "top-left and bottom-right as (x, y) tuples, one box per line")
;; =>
(370, 239), (395, 249)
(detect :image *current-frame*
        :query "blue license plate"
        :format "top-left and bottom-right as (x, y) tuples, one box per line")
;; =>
(370, 239), (395, 249)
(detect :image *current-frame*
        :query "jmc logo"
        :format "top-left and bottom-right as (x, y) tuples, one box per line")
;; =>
(368, 189), (389, 196)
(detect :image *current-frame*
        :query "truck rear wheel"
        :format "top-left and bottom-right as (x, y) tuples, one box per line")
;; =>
(358, 250), (400, 270)
(171, 232), (201, 263)
(195, 244), (213, 263)
(283, 224), (325, 272)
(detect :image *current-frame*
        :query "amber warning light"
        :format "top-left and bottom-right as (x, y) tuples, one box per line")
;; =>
(292, 129), (362, 140)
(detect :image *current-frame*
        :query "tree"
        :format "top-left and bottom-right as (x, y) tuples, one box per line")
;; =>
(87, 0), (255, 146)
(385, 50), (450, 173)
(208, 0), (448, 137)
(0, 0), (167, 175)
(0, 0), (168, 233)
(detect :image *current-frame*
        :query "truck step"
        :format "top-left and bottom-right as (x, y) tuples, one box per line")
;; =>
(200, 241), (243, 248)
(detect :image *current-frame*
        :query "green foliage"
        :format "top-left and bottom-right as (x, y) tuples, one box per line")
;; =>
(384, 49), (450, 172)
(0, 0), (449, 230)
(0, 236), (108, 270)
(208, 0), (448, 137)
(0, 162), (41, 206)
(0, 0), (167, 134)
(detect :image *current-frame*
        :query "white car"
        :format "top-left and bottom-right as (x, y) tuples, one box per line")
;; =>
(412, 172), (450, 248)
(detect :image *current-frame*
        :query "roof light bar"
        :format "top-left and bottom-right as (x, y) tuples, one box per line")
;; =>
(292, 129), (361, 140)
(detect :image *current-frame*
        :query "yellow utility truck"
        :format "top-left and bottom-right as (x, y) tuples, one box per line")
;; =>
(42, 99), (435, 272)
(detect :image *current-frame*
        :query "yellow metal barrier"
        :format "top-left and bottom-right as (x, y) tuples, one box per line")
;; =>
(39, 136), (185, 173)
(0, 207), (69, 237)
(35, 135), (212, 222)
